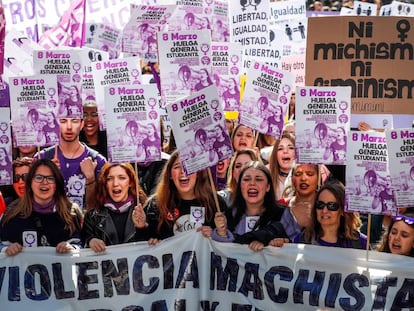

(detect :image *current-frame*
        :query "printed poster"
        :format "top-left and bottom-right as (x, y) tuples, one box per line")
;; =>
(295, 86), (351, 165)
(121, 4), (175, 62)
(212, 0), (229, 42)
(157, 29), (212, 107)
(239, 60), (294, 138)
(3, 29), (41, 79)
(211, 42), (242, 112)
(268, 0), (307, 59)
(352, 1), (378, 16)
(9, 75), (59, 148)
(306, 16), (414, 114)
(280, 53), (306, 88)
(229, 0), (270, 62)
(167, 1), (213, 32)
(92, 56), (142, 130)
(166, 84), (233, 175)
(386, 128), (414, 207)
(0, 106), (12, 186)
(84, 23), (121, 59)
(104, 84), (161, 164)
(345, 130), (396, 216)
(33, 49), (84, 118)
(80, 47), (110, 109)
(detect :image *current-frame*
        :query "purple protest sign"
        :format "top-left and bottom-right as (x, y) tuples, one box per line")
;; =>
(166, 84), (233, 175)
(295, 86), (351, 165)
(0, 107), (12, 185)
(212, 0), (229, 42)
(121, 4), (175, 62)
(104, 84), (161, 164)
(92, 56), (142, 130)
(9, 75), (59, 148)
(168, 1), (213, 32)
(33, 49), (84, 119)
(211, 42), (242, 112)
(386, 128), (414, 207)
(157, 29), (212, 107)
(239, 60), (294, 138)
(84, 23), (121, 59)
(345, 130), (396, 216)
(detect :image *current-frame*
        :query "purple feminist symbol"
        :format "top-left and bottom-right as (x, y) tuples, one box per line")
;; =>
(339, 101), (348, 113)
(0, 122), (8, 132)
(131, 69), (140, 80)
(200, 44), (210, 55)
(72, 62), (81, 73)
(230, 55), (239, 65)
(211, 99), (219, 110)
(47, 87), (56, 98)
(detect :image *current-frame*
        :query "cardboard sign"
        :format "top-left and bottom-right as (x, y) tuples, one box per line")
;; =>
(306, 16), (414, 115)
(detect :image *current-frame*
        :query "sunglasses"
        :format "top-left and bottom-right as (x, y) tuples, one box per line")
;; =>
(394, 214), (414, 225)
(315, 200), (340, 211)
(13, 173), (29, 183)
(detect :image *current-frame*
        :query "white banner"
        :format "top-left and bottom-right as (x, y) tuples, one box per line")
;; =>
(0, 231), (413, 310)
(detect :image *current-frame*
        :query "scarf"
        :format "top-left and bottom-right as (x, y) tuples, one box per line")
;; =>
(104, 194), (135, 213)
(32, 198), (56, 214)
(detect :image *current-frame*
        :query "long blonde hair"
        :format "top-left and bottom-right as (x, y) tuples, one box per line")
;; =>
(268, 133), (295, 198)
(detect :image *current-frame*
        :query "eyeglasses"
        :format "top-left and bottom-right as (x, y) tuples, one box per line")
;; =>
(33, 174), (56, 184)
(13, 173), (28, 183)
(83, 112), (99, 118)
(394, 214), (414, 225)
(315, 200), (340, 211)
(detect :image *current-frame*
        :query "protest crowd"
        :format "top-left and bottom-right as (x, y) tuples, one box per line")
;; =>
(0, 0), (413, 310)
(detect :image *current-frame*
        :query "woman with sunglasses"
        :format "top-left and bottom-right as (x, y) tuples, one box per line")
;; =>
(0, 159), (83, 255)
(3, 158), (33, 211)
(290, 182), (367, 249)
(376, 211), (414, 257)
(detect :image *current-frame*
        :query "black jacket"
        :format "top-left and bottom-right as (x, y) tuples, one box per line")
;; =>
(81, 206), (150, 247)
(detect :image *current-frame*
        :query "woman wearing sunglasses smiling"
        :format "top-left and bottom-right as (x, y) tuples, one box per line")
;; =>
(376, 210), (414, 257)
(294, 182), (367, 249)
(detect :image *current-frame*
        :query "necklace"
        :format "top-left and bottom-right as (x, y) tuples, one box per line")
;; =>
(62, 143), (82, 168)
(279, 170), (289, 177)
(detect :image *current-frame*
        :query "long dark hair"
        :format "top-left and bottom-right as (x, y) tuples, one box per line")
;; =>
(229, 161), (283, 229)
(2, 159), (80, 234)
